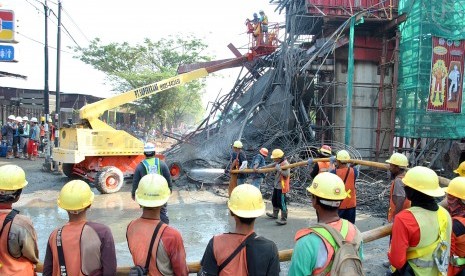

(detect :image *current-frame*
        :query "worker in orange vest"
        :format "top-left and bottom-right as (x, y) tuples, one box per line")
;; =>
(127, 174), (188, 276)
(199, 184), (280, 275)
(289, 172), (363, 275)
(444, 177), (465, 276)
(386, 153), (411, 223)
(0, 165), (39, 276)
(43, 180), (117, 276)
(329, 150), (359, 224)
(308, 144), (334, 178)
(265, 149), (291, 225)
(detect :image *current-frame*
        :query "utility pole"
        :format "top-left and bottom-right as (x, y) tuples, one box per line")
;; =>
(56, 0), (61, 127)
(44, 0), (51, 166)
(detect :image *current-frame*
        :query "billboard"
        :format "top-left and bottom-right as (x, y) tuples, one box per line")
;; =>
(0, 10), (14, 42)
(427, 37), (465, 113)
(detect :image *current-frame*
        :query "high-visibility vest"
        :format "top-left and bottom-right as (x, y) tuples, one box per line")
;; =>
(295, 219), (360, 275)
(317, 161), (330, 174)
(212, 233), (253, 276)
(143, 157), (161, 175)
(406, 206), (451, 276)
(280, 160), (290, 193)
(336, 167), (356, 209)
(0, 212), (35, 276)
(387, 174), (411, 223)
(449, 217), (465, 276)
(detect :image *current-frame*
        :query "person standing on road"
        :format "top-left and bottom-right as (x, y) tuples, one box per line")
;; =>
(443, 177), (465, 276)
(330, 150), (359, 224)
(43, 180), (117, 276)
(27, 117), (40, 161)
(265, 148), (291, 225)
(20, 116), (30, 159)
(132, 142), (172, 224)
(289, 172), (363, 276)
(0, 164), (40, 276)
(13, 116), (22, 158)
(229, 140), (248, 185)
(127, 174), (188, 276)
(199, 184), (280, 276)
(4, 115), (16, 159)
(388, 166), (451, 276)
(251, 147), (268, 189)
(386, 153), (410, 223)
(308, 144), (333, 178)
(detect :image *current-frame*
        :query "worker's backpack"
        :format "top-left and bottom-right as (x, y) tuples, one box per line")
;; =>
(315, 223), (365, 276)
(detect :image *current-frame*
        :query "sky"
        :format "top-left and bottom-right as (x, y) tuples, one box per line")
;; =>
(0, 0), (284, 107)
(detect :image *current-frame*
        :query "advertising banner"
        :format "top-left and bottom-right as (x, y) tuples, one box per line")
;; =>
(427, 37), (465, 113)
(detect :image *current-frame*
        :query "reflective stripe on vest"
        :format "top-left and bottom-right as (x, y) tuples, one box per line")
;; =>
(143, 158), (161, 175)
(406, 206), (450, 275)
(127, 218), (168, 276)
(317, 161), (330, 174)
(295, 219), (357, 275)
(0, 212), (35, 276)
(387, 174), (411, 223)
(336, 167), (356, 209)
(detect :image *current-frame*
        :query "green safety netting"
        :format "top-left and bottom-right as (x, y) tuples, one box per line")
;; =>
(396, 0), (465, 138)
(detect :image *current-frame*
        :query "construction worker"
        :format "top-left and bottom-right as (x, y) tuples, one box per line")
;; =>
(265, 148), (291, 225)
(330, 150), (359, 224)
(0, 165), (39, 275)
(289, 172), (363, 275)
(39, 116), (45, 153)
(251, 147), (268, 188)
(127, 174), (188, 276)
(132, 142), (172, 224)
(27, 117), (40, 161)
(443, 177), (465, 276)
(43, 180), (117, 276)
(386, 153), (410, 223)
(388, 166), (451, 276)
(229, 140), (248, 185)
(4, 115), (16, 159)
(454, 161), (465, 176)
(308, 144), (333, 178)
(199, 184), (280, 275)
(13, 116), (22, 158)
(259, 10), (268, 44)
(20, 116), (30, 159)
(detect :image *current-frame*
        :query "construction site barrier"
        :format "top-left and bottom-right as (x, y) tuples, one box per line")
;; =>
(34, 223), (393, 274)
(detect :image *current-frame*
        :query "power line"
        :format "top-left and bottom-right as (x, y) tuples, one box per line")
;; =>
(16, 31), (74, 55)
(61, 7), (90, 43)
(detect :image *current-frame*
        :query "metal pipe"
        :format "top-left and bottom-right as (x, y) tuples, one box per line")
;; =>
(389, 31), (400, 154)
(375, 35), (387, 161)
(344, 16), (355, 147)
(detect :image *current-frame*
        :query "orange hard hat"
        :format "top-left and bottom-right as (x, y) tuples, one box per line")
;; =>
(259, 148), (268, 157)
(319, 145), (332, 156)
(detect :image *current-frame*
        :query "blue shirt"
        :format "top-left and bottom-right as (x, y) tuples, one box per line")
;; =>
(251, 153), (266, 178)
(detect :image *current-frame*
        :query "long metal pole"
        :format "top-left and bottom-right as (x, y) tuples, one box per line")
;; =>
(344, 16), (355, 146)
(56, 0), (61, 126)
(44, 0), (50, 162)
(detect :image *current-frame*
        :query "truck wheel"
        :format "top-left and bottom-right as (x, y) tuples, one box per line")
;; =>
(62, 163), (77, 178)
(95, 166), (124, 194)
(169, 162), (183, 180)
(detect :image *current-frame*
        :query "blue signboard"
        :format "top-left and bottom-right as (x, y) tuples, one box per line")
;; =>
(0, 45), (14, 61)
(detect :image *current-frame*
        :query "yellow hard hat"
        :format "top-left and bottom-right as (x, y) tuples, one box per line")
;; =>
(135, 174), (171, 207)
(233, 140), (243, 149)
(57, 180), (94, 211)
(402, 166), (444, 197)
(0, 165), (28, 190)
(307, 172), (347, 200)
(454, 161), (465, 176)
(443, 177), (465, 200)
(336, 150), (350, 162)
(386, 153), (408, 168)
(271, 149), (284, 159)
(228, 184), (265, 218)
(40, 116), (45, 122)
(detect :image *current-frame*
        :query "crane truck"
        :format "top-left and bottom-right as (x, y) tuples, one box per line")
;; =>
(54, 23), (280, 193)
(54, 58), (248, 193)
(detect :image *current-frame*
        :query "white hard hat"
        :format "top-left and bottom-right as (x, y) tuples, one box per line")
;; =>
(144, 142), (156, 153)
(8, 115), (15, 120)
(30, 117), (38, 123)
(22, 116), (29, 121)
(15, 116), (22, 123)
(47, 117), (52, 123)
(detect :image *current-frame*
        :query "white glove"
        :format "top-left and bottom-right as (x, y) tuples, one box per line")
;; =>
(239, 161), (248, 170)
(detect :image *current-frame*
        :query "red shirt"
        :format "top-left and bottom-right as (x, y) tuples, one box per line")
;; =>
(388, 210), (421, 269)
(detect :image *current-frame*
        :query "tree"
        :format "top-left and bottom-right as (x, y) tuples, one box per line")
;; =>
(73, 35), (211, 130)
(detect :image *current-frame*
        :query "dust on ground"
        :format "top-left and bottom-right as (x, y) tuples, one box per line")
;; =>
(3, 157), (390, 275)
